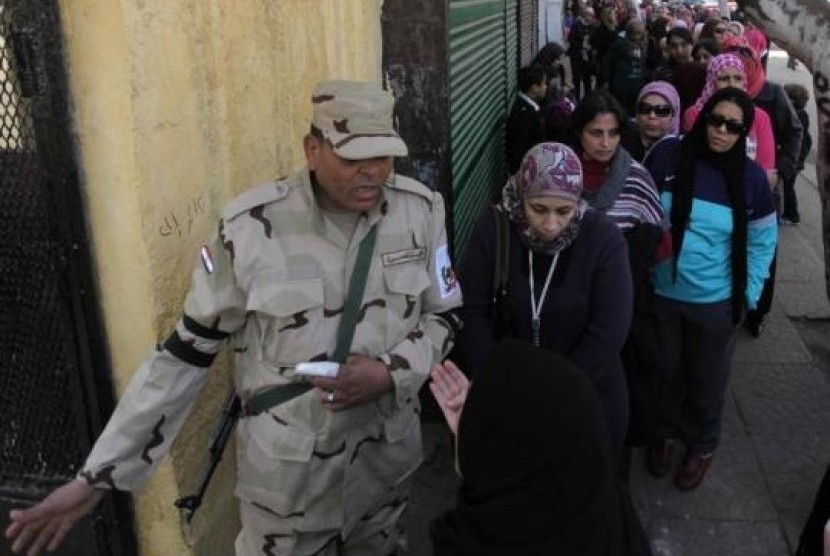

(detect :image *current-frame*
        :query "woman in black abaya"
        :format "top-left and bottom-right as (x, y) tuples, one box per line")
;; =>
(429, 339), (645, 555)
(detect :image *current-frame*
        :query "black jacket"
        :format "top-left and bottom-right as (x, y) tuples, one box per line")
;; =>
(795, 108), (812, 170)
(506, 95), (545, 174)
(755, 81), (803, 182)
(590, 24), (620, 84)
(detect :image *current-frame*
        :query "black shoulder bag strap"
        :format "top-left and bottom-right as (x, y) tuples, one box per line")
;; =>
(491, 205), (510, 303)
(243, 223), (379, 416)
(491, 205), (512, 339)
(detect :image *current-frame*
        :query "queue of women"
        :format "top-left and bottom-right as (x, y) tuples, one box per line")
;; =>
(423, 20), (797, 551)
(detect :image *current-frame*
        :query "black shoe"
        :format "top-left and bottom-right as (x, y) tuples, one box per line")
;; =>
(646, 439), (674, 478)
(745, 315), (766, 338)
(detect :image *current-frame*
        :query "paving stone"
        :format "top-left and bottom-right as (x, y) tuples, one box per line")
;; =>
(779, 508), (810, 551)
(776, 231), (825, 282)
(734, 313), (813, 365)
(630, 393), (777, 523)
(646, 518), (790, 556)
(407, 422), (459, 556)
(731, 362), (830, 513)
(775, 279), (830, 319)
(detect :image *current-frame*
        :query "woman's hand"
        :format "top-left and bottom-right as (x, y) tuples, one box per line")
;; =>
(767, 169), (779, 191)
(429, 360), (470, 437)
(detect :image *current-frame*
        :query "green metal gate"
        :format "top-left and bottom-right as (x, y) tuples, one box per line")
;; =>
(518, 0), (539, 65)
(449, 0), (517, 261)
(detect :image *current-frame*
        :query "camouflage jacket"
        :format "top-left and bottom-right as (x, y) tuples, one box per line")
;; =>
(80, 169), (462, 534)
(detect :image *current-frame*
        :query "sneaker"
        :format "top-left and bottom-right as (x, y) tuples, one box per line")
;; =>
(646, 439), (675, 478)
(675, 452), (713, 491)
(780, 216), (800, 225)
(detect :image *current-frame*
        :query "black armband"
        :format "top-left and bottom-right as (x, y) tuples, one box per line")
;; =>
(183, 314), (229, 340)
(163, 331), (217, 368)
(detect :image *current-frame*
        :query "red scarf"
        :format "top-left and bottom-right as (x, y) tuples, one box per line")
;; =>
(581, 159), (609, 193)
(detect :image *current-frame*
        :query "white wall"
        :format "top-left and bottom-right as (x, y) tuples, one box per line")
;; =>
(539, 0), (565, 47)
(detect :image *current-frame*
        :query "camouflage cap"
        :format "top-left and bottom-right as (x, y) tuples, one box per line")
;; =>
(311, 80), (408, 160)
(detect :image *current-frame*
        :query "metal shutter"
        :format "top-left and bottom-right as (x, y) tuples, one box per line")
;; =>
(449, 0), (517, 261)
(518, 0), (539, 66)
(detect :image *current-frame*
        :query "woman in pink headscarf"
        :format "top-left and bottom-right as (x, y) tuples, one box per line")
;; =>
(743, 21), (770, 69)
(682, 53), (775, 182)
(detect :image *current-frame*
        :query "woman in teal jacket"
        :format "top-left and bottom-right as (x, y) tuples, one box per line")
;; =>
(643, 87), (777, 491)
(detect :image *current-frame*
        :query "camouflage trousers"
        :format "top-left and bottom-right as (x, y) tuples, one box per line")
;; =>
(234, 497), (408, 556)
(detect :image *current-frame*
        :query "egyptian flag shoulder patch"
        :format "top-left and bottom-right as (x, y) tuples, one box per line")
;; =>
(200, 246), (215, 274)
(434, 244), (458, 299)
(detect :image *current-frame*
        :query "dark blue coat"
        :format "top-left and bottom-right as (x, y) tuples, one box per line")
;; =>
(459, 208), (634, 447)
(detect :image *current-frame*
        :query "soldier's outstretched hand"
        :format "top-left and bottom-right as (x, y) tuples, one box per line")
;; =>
(429, 360), (469, 437)
(5, 478), (104, 555)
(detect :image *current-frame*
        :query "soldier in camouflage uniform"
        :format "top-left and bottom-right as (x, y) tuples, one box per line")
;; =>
(6, 80), (462, 556)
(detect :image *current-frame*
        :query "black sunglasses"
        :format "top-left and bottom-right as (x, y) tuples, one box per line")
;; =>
(714, 27), (727, 33)
(705, 112), (746, 135)
(637, 102), (673, 117)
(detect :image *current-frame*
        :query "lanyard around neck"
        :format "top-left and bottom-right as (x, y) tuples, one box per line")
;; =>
(529, 250), (560, 347)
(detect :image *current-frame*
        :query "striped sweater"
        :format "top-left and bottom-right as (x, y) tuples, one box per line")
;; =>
(581, 147), (664, 232)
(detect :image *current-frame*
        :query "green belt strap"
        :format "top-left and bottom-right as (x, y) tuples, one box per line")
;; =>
(243, 224), (379, 417)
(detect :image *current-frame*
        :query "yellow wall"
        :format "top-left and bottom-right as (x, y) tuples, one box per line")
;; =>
(57, 1), (383, 554)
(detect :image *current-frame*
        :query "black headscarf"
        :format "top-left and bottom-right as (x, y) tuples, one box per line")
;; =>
(430, 339), (625, 556)
(671, 87), (754, 324)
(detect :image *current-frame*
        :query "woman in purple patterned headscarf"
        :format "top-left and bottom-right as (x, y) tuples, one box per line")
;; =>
(458, 142), (634, 449)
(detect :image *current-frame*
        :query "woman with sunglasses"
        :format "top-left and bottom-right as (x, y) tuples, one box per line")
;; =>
(682, 53), (776, 184)
(623, 81), (681, 162)
(643, 87), (777, 490)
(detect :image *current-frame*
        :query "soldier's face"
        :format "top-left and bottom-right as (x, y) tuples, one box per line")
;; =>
(304, 135), (394, 213)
